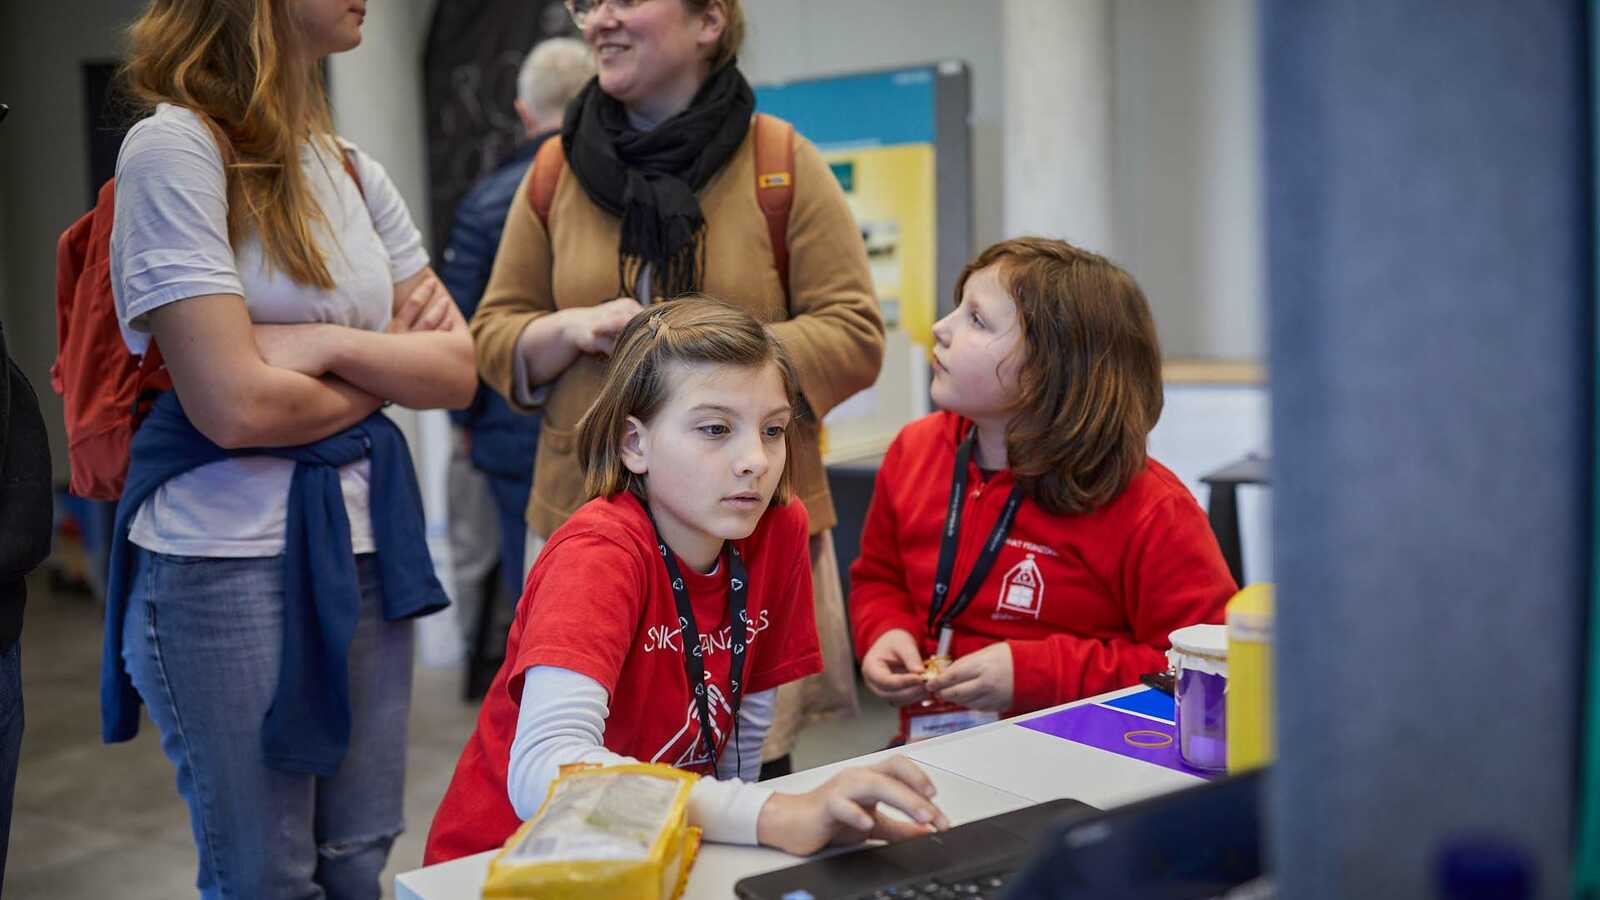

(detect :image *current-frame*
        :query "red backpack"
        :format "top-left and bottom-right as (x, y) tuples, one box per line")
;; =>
(51, 179), (172, 501)
(52, 145), (365, 500)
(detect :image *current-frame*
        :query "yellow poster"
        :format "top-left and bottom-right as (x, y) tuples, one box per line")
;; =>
(818, 144), (936, 462)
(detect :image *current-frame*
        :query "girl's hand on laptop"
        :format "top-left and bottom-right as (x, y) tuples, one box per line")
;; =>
(756, 755), (950, 856)
(861, 629), (928, 706)
(927, 642), (1014, 712)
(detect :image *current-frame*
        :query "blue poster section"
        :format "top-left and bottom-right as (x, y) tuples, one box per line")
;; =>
(754, 66), (936, 150)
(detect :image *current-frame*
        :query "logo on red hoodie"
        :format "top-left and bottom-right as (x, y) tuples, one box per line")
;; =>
(996, 554), (1045, 619)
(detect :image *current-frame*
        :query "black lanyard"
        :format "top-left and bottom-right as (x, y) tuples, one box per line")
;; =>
(926, 428), (1025, 638)
(647, 511), (749, 766)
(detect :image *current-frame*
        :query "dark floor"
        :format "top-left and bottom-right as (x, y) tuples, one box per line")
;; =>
(7, 570), (896, 899)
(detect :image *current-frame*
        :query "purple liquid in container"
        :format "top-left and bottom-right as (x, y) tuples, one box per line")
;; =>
(1175, 667), (1227, 772)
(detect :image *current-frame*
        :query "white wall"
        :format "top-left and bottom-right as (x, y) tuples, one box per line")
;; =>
(1113, 0), (1263, 360)
(743, 0), (1262, 362)
(0, 0), (149, 476)
(328, 0), (465, 667)
(1147, 385), (1272, 585)
(739, 0), (1007, 258)
(328, 0), (436, 244)
(1190, 0), (1263, 361)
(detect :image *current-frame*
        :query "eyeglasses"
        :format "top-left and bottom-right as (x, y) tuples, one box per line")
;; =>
(564, 0), (649, 30)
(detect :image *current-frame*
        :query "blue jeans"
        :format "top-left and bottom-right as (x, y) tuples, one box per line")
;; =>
(123, 549), (414, 900)
(0, 641), (21, 891)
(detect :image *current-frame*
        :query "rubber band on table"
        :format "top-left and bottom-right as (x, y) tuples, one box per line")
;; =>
(1123, 729), (1174, 749)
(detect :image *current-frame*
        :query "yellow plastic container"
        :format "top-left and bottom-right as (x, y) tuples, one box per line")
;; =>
(481, 763), (702, 900)
(1225, 584), (1275, 773)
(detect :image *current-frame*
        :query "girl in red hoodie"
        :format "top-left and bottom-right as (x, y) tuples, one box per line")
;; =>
(851, 237), (1237, 743)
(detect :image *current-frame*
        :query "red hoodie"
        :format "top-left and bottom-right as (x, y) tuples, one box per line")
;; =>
(849, 412), (1236, 736)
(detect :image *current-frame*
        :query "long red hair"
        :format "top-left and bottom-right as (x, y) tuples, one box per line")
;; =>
(959, 238), (1164, 515)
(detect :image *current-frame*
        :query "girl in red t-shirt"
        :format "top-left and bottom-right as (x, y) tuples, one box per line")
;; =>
(851, 238), (1237, 744)
(426, 298), (947, 863)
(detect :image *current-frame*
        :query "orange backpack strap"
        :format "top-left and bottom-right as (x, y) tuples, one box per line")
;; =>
(527, 137), (567, 231)
(753, 113), (796, 297)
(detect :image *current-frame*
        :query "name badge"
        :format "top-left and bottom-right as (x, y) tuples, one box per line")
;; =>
(906, 699), (999, 743)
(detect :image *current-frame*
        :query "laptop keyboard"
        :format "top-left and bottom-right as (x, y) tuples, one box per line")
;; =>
(854, 869), (1013, 900)
(847, 872), (1273, 900)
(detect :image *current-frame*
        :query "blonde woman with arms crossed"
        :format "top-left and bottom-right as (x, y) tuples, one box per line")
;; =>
(103, 1), (474, 896)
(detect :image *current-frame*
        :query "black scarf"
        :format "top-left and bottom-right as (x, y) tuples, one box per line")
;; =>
(561, 62), (755, 300)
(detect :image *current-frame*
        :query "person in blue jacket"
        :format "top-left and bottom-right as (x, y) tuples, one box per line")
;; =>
(440, 37), (593, 698)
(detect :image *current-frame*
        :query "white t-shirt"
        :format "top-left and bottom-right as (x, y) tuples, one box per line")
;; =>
(110, 103), (429, 557)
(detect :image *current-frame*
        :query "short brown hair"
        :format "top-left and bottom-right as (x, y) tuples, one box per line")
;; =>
(684, 0), (744, 71)
(957, 238), (1164, 515)
(576, 296), (800, 504)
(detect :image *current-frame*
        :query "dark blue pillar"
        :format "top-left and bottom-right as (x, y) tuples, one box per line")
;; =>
(1264, 2), (1590, 897)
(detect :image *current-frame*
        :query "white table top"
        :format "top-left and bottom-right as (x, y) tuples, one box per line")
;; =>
(396, 686), (1200, 900)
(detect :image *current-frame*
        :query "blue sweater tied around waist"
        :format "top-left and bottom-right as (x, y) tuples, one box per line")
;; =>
(102, 392), (449, 776)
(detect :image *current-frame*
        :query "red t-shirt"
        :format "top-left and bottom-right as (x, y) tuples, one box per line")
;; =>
(849, 412), (1236, 738)
(424, 492), (821, 864)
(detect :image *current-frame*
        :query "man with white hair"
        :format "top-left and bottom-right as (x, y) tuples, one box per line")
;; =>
(440, 37), (593, 699)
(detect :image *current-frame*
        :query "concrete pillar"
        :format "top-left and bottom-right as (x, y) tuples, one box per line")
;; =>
(1193, 0), (1262, 360)
(1001, 0), (1115, 255)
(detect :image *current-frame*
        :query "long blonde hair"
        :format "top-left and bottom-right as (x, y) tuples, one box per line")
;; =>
(122, 0), (341, 289)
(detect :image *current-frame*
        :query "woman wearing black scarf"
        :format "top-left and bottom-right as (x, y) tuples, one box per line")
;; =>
(468, 0), (883, 782)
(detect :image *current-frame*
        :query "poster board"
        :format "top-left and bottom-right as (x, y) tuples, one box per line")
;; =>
(755, 62), (972, 463)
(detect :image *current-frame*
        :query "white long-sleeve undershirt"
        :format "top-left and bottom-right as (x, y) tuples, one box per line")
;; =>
(508, 664), (777, 844)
